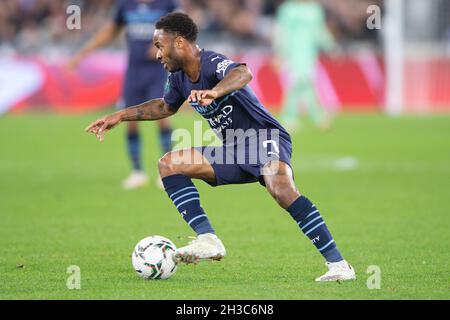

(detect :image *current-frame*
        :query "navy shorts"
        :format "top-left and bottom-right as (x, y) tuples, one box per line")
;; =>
(122, 63), (167, 107)
(195, 134), (293, 187)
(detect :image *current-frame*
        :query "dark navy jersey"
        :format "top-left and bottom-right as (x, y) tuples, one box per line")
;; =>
(163, 50), (291, 144)
(114, 0), (176, 66)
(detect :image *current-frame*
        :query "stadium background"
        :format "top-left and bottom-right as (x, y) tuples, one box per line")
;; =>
(2, 0), (449, 114)
(1, 0), (449, 299)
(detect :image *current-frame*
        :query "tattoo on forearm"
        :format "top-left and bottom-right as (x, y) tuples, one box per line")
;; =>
(121, 99), (173, 121)
(136, 109), (145, 120)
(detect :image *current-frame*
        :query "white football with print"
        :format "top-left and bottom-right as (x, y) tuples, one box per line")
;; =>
(131, 235), (178, 280)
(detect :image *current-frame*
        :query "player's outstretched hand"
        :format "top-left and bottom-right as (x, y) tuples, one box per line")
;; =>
(85, 113), (122, 142)
(188, 90), (218, 106)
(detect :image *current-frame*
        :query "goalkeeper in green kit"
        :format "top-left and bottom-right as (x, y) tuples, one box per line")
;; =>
(274, 0), (335, 131)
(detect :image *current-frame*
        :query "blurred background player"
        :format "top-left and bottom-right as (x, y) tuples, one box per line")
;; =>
(67, 0), (178, 189)
(274, 0), (335, 131)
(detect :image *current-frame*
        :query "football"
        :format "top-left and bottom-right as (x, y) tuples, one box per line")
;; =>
(131, 235), (178, 280)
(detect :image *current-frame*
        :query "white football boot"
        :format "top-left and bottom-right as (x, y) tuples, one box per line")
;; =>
(122, 171), (148, 190)
(315, 260), (356, 282)
(174, 233), (226, 264)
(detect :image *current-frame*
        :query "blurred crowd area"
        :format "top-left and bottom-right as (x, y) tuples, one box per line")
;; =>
(181, 0), (384, 46)
(0, 0), (388, 55)
(0, 0), (115, 55)
(2, 0), (450, 56)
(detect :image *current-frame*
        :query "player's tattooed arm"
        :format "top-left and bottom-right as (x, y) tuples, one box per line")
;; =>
(119, 98), (177, 121)
(188, 65), (253, 106)
(85, 99), (177, 142)
(213, 64), (253, 97)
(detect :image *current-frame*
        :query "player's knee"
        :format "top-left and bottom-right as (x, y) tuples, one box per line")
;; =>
(158, 152), (176, 177)
(268, 183), (299, 209)
(271, 188), (287, 207)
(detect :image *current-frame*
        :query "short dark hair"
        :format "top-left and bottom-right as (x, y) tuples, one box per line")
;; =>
(155, 12), (198, 42)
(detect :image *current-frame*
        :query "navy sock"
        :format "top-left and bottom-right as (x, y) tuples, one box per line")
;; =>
(287, 195), (343, 263)
(159, 127), (173, 154)
(127, 132), (142, 170)
(162, 174), (215, 235)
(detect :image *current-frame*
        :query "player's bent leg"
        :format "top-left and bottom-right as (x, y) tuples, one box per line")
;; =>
(263, 160), (356, 282)
(158, 148), (216, 183)
(123, 121), (148, 190)
(158, 148), (226, 264)
(262, 160), (300, 209)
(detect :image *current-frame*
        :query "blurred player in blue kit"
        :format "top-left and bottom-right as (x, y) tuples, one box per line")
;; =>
(85, 13), (356, 282)
(69, 0), (177, 189)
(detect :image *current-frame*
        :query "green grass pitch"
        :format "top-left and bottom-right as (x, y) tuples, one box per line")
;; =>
(0, 111), (449, 299)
